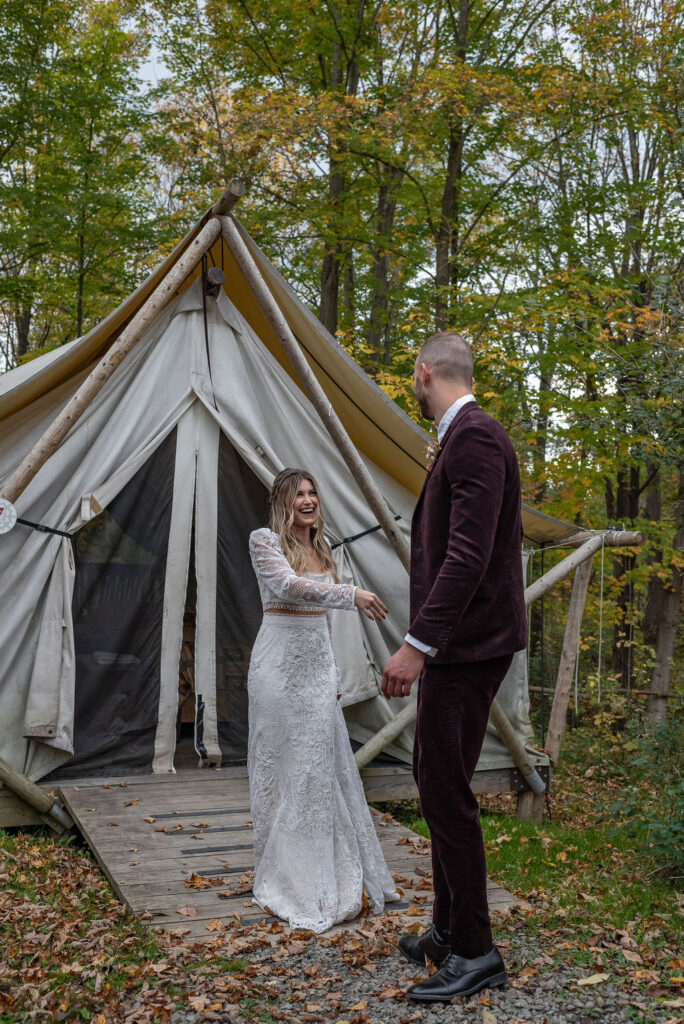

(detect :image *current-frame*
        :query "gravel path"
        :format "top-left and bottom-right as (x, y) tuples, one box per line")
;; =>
(165, 908), (675, 1024)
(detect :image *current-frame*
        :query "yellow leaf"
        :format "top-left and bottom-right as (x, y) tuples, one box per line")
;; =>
(577, 973), (610, 985)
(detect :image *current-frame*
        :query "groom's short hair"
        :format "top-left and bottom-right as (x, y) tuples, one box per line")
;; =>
(417, 331), (473, 386)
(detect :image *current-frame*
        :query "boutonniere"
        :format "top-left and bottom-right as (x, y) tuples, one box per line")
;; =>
(425, 438), (441, 471)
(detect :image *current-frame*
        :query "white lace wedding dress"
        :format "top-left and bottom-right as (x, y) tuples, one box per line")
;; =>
(246, 528), (399, 932)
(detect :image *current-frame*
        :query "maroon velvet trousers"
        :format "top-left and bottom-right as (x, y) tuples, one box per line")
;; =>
(412, 654), (513, 959)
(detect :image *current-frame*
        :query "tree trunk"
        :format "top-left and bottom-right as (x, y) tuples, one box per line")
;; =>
(533, 353), (554, 504)
(435, 125), (464, 330)
(14, 304), (32, 361)
(319, 154), (345, 335)
(611, 464), (640, 690)
(367, 169), (400, 360)
(435, 0), (468, 330)
(319, 36), (361, 337)
(644, 464), (684, 725)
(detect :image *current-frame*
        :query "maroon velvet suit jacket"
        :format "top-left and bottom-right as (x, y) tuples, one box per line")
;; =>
(409, 401), (527, 664)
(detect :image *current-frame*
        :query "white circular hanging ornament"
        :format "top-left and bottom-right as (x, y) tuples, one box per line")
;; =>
(0, 499), (18, 534)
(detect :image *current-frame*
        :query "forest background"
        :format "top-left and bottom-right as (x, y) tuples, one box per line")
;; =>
(1, 0), (681, 733)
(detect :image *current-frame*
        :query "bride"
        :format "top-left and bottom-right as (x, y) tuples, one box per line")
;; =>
(247, 467), (400, 932)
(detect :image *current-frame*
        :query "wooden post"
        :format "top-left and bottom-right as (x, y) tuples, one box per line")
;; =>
(354, 698), (418, 769)
(354, 537), (606, 771)
(211, 179), (246, 216)
(545, 556), (594, 764)
(2, 216), (223, 506)
(563, 529), (644, 549)
(524, 534), (604, 606)
(0, 758), (73, 833)
(354, 690), (545, 796)
(220, 214), (411, 572)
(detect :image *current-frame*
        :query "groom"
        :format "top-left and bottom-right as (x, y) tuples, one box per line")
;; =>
(382, 331), (526, 1002)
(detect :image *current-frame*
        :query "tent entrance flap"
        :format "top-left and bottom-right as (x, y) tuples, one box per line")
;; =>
(213, 432), (269, 765)
(46, 429), (177, 779)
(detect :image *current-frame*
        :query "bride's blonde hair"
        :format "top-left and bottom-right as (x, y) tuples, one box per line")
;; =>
(269, 468), (338, 580)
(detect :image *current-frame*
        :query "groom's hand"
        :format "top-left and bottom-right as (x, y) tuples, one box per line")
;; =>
(381, 643), (426, 698)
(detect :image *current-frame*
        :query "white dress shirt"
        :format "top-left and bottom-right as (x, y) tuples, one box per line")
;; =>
(405, 393), (476, 657)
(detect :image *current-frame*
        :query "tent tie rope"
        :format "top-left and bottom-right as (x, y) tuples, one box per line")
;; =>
(16, 517), (71, 539)
(332, 514), (401, 549)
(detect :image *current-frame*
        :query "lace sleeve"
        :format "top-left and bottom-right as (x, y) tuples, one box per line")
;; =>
(249, 529), (356, 609)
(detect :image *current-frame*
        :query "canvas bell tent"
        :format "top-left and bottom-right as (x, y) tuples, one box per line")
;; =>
(0, 193), (582, 798)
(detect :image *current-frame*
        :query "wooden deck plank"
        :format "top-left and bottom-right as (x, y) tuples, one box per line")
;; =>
(57, 770), (528, 940)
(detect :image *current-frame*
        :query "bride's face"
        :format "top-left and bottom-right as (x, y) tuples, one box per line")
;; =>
(291, 479), (319, 530)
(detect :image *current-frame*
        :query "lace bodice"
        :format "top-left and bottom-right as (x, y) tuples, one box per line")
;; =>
(249, 528), (356, 613)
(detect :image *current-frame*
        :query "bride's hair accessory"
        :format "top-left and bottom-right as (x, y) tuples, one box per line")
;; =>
(269, 468), (338, 580)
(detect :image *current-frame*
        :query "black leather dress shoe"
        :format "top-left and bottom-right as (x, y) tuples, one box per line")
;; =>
(406, 945), (507, 1001)
(398, 926), (451, 968)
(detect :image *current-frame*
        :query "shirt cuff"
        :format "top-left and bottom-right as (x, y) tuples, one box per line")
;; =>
(405, 633), (437, 658)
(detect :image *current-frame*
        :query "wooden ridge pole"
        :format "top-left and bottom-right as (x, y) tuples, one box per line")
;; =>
(1, 206), (233, 506)
(220, 214), (411, 570)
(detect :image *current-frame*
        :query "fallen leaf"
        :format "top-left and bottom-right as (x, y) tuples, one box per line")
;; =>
(577, 973), (610, 986)
(143, 817), (156, 823)
(622, 949), (643, 964)
(350, 1001), (367, 1010)
(177, 905), (198, 917)
(482, 1010), (497, 1024)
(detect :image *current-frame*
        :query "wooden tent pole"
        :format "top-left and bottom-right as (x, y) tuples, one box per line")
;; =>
(220, 214), (411, 570)
(1, 216), (225, 506)
(525, 534), (605, 605)
(563, 529), (643, 549)
(545, 556), (594, 764)
(517, 556), (595, 822)
(354, 538), (607, 770)
(0, 757), (73, 834)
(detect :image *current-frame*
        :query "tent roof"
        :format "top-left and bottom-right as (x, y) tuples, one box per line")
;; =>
(0, 206), (579, 547)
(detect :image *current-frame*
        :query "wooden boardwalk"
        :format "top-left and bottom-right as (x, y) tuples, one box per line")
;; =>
(56, 766), (528, 941)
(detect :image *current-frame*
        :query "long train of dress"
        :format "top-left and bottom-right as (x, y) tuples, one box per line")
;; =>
(247, 607), (399, 932)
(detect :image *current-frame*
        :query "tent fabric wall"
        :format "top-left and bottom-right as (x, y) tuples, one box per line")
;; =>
(0, 239), (565, 781)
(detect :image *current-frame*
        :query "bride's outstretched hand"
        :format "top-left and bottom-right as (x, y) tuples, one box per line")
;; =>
(354, 589), (388, 621)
